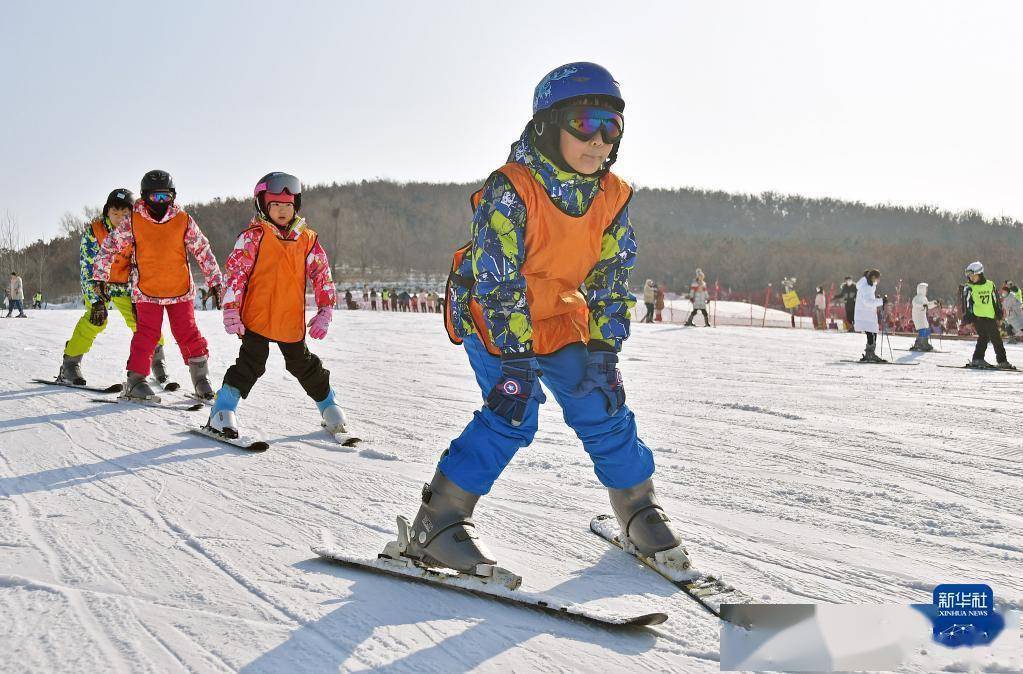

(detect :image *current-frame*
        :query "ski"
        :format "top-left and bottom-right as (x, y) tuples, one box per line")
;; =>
(937, 364), (1020, 372)
(31, 378), (122, 394)
(589, 514), (752, 621)
(152, 380), (181, 392)
(894, 348), (945, 353)
(190, 426), (268, 452)
(837, 359), (918, 366)
(324, 427), (362, 447)
(89, 397), (205, 412)
(312, 534), (667, 628)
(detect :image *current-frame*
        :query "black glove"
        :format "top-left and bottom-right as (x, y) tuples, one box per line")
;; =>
(88, 300), (108, 327)
(485, 357), (546, 427)
(573, 350), (626, 415)
(882, 294), (889, 306)
(93, 281), (110, 304)
(963, 311), (976, 325)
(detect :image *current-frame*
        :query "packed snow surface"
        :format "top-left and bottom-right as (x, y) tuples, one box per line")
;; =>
(0, 310), (1020, 672)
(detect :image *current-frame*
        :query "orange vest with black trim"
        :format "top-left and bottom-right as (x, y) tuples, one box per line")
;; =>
(91, 217), (132, 284)
(132, 210), (191, 299)
(455, 163), (632, 356)
(241, 220), (317, 343)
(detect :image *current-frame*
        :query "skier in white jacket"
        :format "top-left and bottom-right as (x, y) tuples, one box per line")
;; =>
(854, 269), (886, 362)
(909, 282), (939, 351)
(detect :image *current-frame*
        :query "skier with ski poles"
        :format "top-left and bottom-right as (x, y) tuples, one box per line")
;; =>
(205, 172), (350, 441)
(385, 62), (689, 582)
(855, 269), (886, 362)
(92, 170), (223, 400)
(961, 261), (1014, 369)
(56, 188), (170, 386)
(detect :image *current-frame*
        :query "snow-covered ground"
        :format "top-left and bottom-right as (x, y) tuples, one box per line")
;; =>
(1, 310), (1020, 672)
(635, 298), (816, 328)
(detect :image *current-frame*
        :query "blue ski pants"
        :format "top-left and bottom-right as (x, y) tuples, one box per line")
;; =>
(918, 328), (932, 339)
(438, 334), (655, 495)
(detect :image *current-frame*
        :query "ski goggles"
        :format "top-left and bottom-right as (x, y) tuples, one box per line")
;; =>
(549, 105), (624, 144)
(146, 191), (174, 204)
(254, 173), (301, 198)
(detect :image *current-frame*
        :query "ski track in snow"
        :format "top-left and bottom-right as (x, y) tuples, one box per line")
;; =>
(0, 311), (1021, 672)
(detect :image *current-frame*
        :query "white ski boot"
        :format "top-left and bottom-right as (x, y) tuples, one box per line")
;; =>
(188, 356), (215, 400)
(206, 384), (242, 439)
(609, 478), (691, 572)
(316, 389), (348, 433)
(58, 353), (86, 386)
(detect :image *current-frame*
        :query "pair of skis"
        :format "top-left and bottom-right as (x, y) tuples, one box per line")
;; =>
(314, 514), (751, 629)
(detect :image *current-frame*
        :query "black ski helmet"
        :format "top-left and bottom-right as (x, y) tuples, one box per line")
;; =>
(103, 188), (135, 218)
(140, 169), (175, 196)
(253, 172), (302, 219)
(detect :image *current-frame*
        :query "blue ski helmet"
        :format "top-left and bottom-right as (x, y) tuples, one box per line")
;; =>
(532, 62), (624, 115)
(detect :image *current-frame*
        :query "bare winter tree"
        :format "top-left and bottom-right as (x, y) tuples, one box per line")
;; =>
(0, 212), (22, 279)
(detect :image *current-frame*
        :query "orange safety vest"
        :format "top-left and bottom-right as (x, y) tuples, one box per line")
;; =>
(241, 220), (317, 343)
(445, 162), (632, 356)
(91, 217), (132, 285)
(132, 210), (191, 299)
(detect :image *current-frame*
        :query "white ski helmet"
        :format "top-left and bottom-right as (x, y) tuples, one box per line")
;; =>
(965, 261), (984, 278)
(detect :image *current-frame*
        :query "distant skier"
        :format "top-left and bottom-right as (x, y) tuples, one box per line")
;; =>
(92, 170), (223, 400)
(5, 272), (26, 318)
(641, 279), (655, 323)
(684, 269), (710, 326)
(57, 188), (169, 386)
(206, 172), (348, 439)
(834, 276), (857, 331)
(654, 284), (665, 322)
(400, 62), (689, 580)
(909, 282), (939, 351)
(32, 292), (42, 309)
(961, 261), (1014, 369)
(854, 269), (886, 362)
(813, 286), (827, 330)
(1002, 282), (1023, 343)
(782, 276), (798, 327)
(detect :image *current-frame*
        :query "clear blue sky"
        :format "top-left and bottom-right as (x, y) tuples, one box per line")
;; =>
(2, 0), (1022, 242)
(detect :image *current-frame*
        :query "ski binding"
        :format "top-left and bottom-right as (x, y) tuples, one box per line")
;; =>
(590, 514), (752, 620)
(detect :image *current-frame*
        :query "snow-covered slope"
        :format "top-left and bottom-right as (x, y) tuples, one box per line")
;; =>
(1, 311), (1020, 672)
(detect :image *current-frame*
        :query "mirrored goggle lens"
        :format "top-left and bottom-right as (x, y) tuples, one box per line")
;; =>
(148, 191), (174, 203)
(562, 107), (624, 142)
(255, 173), (301, 197)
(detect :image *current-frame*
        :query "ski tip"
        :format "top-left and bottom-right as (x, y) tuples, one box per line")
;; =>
(627, 612), (669, 626)
(164, 382), (181, 392)
(104, 384), (124, 393)
(187, 403), (205, 412)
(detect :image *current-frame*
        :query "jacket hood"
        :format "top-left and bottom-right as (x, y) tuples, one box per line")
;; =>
(916, 282), (928, 296)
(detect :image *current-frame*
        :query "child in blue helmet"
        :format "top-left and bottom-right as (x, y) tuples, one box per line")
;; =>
(382, 63), (689, 579)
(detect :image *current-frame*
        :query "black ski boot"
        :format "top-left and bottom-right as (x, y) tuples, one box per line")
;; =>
(58, 354), (87, 386)
(860, 344), (885, 363)
(996, 360), (1016, 370)
(968, 358), (994, 369)
(393, 470), (497, 574)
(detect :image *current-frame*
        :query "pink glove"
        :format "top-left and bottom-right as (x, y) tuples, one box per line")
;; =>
(224, 308), (245, 336)
(308, 307), (332, 340)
